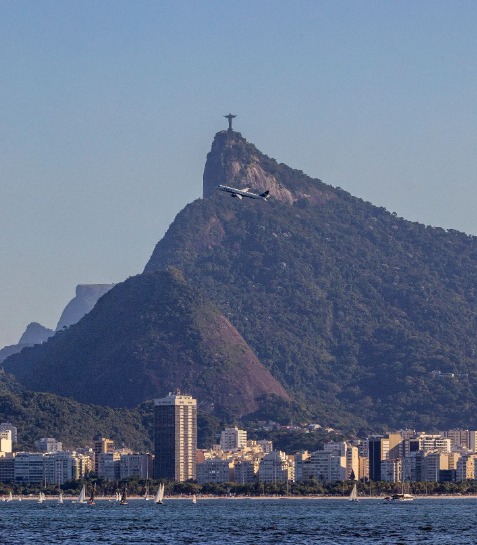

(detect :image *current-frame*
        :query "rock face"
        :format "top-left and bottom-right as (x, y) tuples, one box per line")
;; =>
(1, 285), (113, 364)
(56, 284), (114, 331)
(146, 129), (477, 430)
(0, 323), (54, 364)
(203, 130), (334, 205)
(19, 322), (54, 345)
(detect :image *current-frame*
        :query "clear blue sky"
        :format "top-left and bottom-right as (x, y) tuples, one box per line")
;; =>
(1, 0), (477, 347)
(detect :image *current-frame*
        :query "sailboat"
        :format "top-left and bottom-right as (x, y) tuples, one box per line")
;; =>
(58, 492), (64, 504)
(192, 494), (197, 505)
(154, 483), (165, 505)
(88, 484), (96, 505)
(7, 491), (13, 502)
(119, 487), (128, 506)
(77, 484), (87, 504)
(144, 462), (150, 501)
(349, 483), (359, 502)
(390, 480), (414, 501)
(37, 492), (45, 504)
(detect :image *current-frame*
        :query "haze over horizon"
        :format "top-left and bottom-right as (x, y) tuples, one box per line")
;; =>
(1, 0), (477, 347)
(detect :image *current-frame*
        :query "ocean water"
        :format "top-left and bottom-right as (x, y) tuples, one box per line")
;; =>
(0, 498), (476, 544)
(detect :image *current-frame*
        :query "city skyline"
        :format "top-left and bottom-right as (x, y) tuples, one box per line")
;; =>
(3, 420), (477, 487)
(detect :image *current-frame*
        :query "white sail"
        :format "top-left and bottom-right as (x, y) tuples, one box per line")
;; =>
(119, 488), (128, 505)
(192, 494), (197, 504)
(37, 492), (44, 504)
(155, 483), (164, 504)
(77, 485), (87, 503)
(349, 484), (359, 502)
(7, 491), (12, 502)
(58, 492), (63, 504)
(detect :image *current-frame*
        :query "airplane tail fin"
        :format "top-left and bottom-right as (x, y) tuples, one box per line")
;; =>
(260, 190), (270, 200)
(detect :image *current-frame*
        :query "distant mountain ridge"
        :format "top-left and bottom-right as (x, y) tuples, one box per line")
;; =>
(56, 284), (114, 331)
(0, 285), (113, 365)
(18, 322), (54, 345)
(0, 323), (54, 365)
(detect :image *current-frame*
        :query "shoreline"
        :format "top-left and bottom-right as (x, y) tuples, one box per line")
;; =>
(3, 494), (477, 502)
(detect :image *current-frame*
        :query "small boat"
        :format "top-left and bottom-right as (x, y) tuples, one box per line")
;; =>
(192, 494), (197, 504)
(77, 484), (87, 504)
(154, 483), (165, 505)
(349, 484), (359, 502)
(119, 487), (128, 506)
(37, 492), (45, 504)
(58, 492), (64, 504)
(7, 491), (13, 502)
(144, 483), (150, 501)
(390, 493), (414, 501)
(389, 481), (414, 501)
(88, 484), (96, 505)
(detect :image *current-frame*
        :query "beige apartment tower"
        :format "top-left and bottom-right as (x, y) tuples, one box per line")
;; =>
(93, 436), (114, 474)
(154, 391), (197, 481)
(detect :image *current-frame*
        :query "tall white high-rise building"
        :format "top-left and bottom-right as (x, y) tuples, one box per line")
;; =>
(220, 427), (247, 451)
(154, 391), (197, 481)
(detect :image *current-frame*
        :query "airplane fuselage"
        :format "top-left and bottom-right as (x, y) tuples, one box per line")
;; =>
(217, 185), (270, 200)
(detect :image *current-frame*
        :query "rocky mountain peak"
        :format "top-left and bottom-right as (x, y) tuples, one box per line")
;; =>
(56, 284), (114, 331)
(18, 322), (54, 345)
(202, 129), (338, 207)
(203, 130), (295, 203)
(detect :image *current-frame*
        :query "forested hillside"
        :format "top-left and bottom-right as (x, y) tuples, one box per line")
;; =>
(0, 373), (151, 450)
(3, 269), (288, 419)
(5, 129), (477, 432)
(145, 130), (477, 430)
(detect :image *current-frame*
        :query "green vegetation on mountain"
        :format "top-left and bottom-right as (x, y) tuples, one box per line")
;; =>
(0, 373), (151, 451)
(144, 130), (477, 431)
(5, 129), (477, 432)
(0, 373), (231, 451)
(3, 268), (288, 418)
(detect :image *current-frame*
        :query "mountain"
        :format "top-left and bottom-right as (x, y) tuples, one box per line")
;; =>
(0, 323), (54, 365)
(18, 322), (54, 345)
(6, 128), (477, 431)
(3, 268), (288, 418)
(144, 129), (477, 430)
(56, 284), (114, 331)
(0, 285), (113, 364)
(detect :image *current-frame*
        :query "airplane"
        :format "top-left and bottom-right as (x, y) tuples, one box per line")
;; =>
(217, 185), (270, 201)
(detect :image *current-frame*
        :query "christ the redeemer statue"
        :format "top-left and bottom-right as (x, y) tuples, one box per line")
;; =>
(224, 113), (236, 131)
